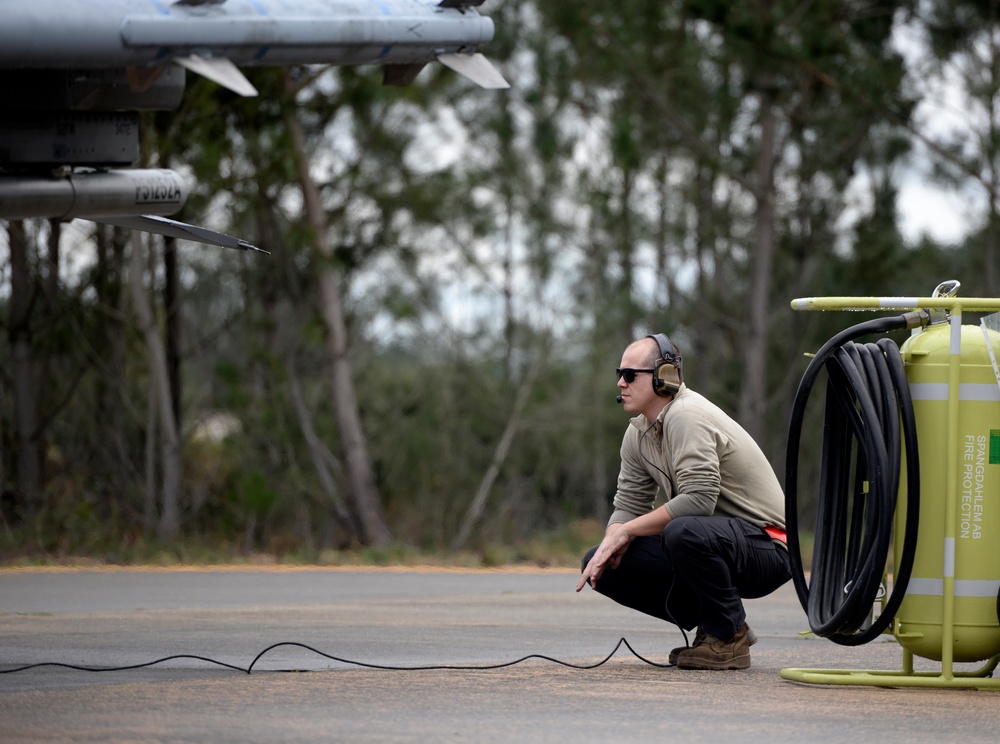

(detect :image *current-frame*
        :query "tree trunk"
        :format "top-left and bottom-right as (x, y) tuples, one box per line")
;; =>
(128, 232), (182, 541)
(283, 86), (391, 547)
(451, 354), (541, 551)
(163, 236), (182, 432)
(43, 220), (60, 306)
(287, 363), (357, 540)
(94, 224), (130, 486)
(738, 95), (778, 443)
(7, 220), (41, 511)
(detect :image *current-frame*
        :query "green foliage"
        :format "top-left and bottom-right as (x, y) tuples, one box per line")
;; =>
(236, 469), (277, 525)
(2, 0), (998, 563)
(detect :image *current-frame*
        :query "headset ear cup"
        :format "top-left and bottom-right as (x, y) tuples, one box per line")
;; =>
(655, 362), (681, 395)
(660, 363), (681, 394)
(647, 333), (682, 396)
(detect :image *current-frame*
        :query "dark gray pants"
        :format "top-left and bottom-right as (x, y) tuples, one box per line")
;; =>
(582, 516), (791, 640)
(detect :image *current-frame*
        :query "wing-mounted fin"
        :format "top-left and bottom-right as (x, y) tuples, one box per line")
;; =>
(437, 53), (509, 89)
(94, 214), (267, 253)
(174, 54), (258, 97)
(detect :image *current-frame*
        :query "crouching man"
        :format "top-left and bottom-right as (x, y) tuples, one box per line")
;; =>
(577, 334), (790, 670)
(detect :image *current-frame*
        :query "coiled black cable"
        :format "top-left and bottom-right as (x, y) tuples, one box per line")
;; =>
(785, 314), (922, 646)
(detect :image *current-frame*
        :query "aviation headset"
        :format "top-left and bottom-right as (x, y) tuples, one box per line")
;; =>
(647, 333), (683, 396)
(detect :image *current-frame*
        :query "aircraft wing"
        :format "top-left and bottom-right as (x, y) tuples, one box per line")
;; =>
(0, 0), (509, 92)
(0, 0), (509, 249)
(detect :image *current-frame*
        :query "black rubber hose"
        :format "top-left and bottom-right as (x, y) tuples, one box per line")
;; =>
(785, 316), (921, 646)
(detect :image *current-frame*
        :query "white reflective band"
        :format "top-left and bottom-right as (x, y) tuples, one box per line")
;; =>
(908, 383), (1000, 401)
(907, 578), (1000, 598)
(952, 314), (963, 355)
(880, 297), (918, 308)
(908, 578), (943, 595)
(944, 538), (955, 578)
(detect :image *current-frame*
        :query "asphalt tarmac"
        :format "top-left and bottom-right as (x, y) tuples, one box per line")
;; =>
(1, 566), (997, 743)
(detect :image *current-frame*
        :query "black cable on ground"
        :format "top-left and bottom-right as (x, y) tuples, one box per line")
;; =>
(785, 313), (923, 646)
(0, 637), (673, 675)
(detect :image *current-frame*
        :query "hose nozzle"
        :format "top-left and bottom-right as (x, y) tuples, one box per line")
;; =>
(901, 310), (930, 329)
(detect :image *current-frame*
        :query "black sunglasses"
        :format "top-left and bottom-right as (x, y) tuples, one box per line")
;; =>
(616, 368), (655, 383)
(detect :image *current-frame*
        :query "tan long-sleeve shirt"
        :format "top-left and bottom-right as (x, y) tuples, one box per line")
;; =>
(609, 384), (785, 530)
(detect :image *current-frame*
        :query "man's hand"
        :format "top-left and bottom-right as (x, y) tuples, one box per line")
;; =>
(576, 528), (632, 592)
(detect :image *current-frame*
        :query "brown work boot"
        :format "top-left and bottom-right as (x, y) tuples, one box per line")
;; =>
(668, 624), (757, 665)
(668, 628), (706, 665)
(675, 624), (753, 670)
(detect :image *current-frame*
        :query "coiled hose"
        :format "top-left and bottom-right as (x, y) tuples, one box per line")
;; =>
(785, 314), (923, 646)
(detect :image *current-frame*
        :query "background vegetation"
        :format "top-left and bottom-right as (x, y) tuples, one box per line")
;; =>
(1, 0), (998, 565)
